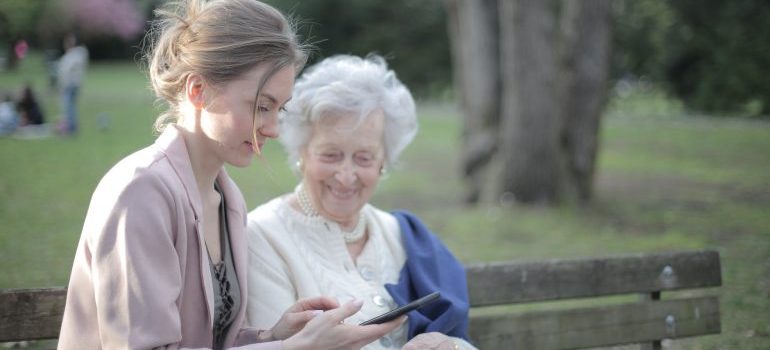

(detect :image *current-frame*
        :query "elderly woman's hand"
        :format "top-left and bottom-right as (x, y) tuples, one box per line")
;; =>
(402, 332), (459, 350)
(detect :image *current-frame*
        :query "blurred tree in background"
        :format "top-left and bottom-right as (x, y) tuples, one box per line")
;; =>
(2, 0), (767, 116)
(264, 0), (770, 114)
(0, 0), (48, 70)
(447, 0), (613, 206)
(0, 0), (151, 67)
(70, 0), (145, 40)
(614, 0), (770, 115)
(65, 0), (149, 60)
(264, 0), (452, 98)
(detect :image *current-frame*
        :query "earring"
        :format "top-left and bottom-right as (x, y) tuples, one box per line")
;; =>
(379, 166), (387, 175)
(296, 159), (303, 170)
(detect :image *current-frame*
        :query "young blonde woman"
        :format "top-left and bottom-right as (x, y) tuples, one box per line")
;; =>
(57, 1), (403, 349)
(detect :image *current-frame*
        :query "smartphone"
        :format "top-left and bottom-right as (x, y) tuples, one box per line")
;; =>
(359, 291), (441, 325)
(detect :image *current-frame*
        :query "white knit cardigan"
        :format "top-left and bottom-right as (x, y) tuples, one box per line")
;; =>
(245, 196), (476, 349)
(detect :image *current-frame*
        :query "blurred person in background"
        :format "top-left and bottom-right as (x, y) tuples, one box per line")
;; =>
(57, 1), (403, 349)
(14, 40), (29, 61)
(56, 33), (88, 135)
(17, 83), (45, 126)
(0, 91), (19, 136)
(246, 54), (477, 350)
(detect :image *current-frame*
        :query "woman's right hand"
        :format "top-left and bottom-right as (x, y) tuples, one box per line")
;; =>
(281, 299), (406, 350)
(268, 296), (341, 341)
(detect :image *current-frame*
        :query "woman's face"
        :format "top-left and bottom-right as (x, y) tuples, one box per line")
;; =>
(302, 110), (386, 225)
(198, 64), (295, 168)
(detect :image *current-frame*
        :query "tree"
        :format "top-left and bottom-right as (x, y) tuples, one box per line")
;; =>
(498, 0), (563, 204)
(0, 0), (47, 70)
(444, 0), (501, 204)
(266, 0), (451, 97)
(559, 0), (613, 201)
(665, 0), (770, 115)
(67, 0), (145, 41)
(613, 0), (770, 116)
(0, 0), (147, 69)
(445, 0), (613, 205)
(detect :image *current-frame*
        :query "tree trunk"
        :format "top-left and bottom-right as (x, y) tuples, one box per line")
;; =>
(498, 0), (564, 204)
(444, 0), (501, 204)
(444, 0), (613, 206)
(559, 0), (613, 202)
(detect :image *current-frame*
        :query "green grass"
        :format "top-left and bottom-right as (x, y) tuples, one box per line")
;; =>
(1, 55), (769, 348)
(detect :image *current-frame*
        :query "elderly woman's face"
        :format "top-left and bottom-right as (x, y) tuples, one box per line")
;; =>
(302, 110), (386, 224)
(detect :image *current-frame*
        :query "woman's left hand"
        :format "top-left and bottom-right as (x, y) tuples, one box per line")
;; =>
(402, 332), (458, 350)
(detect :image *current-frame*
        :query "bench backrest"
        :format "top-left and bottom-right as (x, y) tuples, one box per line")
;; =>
(466, 250), (722, 348)
(1, 250), (721, 348)
(1, 287), (65, 342)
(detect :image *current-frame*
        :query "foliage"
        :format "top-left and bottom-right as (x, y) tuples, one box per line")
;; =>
(613, 0), (770, 116)
(611, 0), (674, 81)
(0, 0), (148, 62)
(666, 0), (770, 115)
(264, 0), (452, 97)
(0, 0), (48, 41)
(67, 0), (146, 41)
(5, 0), (769, 112)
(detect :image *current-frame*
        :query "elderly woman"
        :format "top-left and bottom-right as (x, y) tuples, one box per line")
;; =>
(245, 55), (476, 350)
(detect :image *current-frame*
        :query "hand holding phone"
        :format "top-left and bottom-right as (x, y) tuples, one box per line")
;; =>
(359, 292), (441, 325)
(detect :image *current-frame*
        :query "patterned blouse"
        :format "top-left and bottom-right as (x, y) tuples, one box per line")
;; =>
(209, 183), (240, 350)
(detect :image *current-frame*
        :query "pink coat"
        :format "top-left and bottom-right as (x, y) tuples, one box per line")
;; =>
(58, 126), (281, 350)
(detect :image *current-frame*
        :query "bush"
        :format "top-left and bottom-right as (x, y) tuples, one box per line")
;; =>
(614, 0), (770, 116)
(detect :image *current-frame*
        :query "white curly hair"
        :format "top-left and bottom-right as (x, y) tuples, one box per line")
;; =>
(279, 54), (418, 172)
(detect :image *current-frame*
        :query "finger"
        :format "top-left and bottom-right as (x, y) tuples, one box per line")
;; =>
(291, 296), (340, 312)
(324, 299), (364, 324)
(272, 309), (326, 341)
(292, 309), (324, 325)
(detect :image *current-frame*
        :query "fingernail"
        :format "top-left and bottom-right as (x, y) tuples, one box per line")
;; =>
(352, 299), (364, 307)
(311, 310), (323, 317)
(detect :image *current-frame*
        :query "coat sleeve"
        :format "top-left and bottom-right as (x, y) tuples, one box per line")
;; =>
(86, 171), (190, 349)
(85, 172), (286, 350)
(245, 218), (298, 330)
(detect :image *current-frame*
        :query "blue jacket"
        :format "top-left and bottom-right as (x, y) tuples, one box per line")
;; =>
(385, 210), (470, 340)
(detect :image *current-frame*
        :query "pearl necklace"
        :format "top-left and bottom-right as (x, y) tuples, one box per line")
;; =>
(296, 184), (318, 217)
(296, 185), (367, 243)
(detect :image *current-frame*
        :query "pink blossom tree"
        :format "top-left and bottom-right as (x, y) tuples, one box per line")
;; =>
(65, 0), (145, 40)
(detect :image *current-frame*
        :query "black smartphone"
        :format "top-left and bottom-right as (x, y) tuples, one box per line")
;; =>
(359, 291), (441, 325)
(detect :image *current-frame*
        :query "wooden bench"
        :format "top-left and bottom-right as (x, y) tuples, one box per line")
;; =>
(1, 250), (721, 349)
(466, 250), (722, 349)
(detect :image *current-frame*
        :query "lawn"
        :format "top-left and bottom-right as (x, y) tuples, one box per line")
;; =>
(1, 54), (768, 349)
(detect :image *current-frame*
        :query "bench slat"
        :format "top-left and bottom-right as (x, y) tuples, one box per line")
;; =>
(468, 296), (720, 349)
(466, 250), (721, 306)
(0, 287), (66, 342)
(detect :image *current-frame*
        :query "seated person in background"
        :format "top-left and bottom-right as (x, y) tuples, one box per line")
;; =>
(246, 54), (477, 350)
(0, 92), (19, 135)
(17, 84), (45, 126)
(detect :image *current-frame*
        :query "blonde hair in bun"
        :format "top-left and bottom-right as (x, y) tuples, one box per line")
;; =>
(143, 0), (307, 133)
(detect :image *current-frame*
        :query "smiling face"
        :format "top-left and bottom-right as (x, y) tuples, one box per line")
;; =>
(195, 64), (295, 168)
(301, 109), (386, 225)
